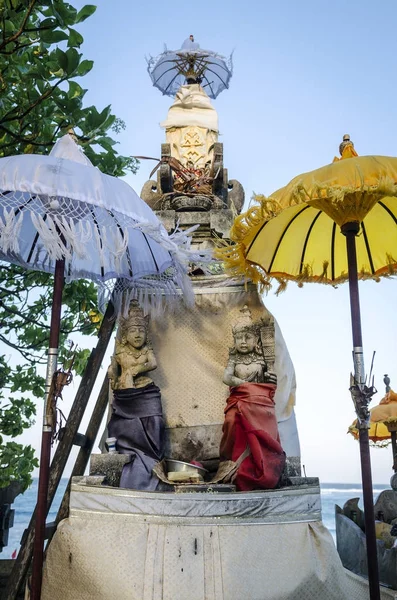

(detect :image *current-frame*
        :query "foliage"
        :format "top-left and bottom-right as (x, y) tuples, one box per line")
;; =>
(0, 0), (139, 176)
(0, 0), (138, 490)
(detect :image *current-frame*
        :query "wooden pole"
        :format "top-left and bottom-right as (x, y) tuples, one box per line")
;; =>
(30, 259), (65, 600)
(3, 302), (115, 600)
(47, 373), (110, 541)
(342, 221), (380, 600)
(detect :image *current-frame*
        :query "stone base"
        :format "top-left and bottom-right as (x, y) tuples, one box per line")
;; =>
(42, 478), (355, 600)
(284, 456), (302, 477)
(156, 209), (234, 240)
(89, 453), (130, 487)
(336, 502), (397, 590)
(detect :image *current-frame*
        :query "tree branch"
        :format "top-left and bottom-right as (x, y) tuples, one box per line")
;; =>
(0, 78), (66, 124)
(0, 125), (54, 148)
(0, 0), (37, 51)
(0, 300), (51, 329)
(0, 333), (41, 363)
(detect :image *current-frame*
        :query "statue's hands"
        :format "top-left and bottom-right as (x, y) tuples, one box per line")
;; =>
(265, 371), (277, 385)
(130, 366), (141, 377)
(246, 371), (258, 382)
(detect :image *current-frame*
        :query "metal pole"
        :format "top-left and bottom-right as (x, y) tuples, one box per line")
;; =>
(389, 429), (397, 472)
(342, 222), (380, 600)
(4, 301), (115, 600)
(30, 259), (65, 600)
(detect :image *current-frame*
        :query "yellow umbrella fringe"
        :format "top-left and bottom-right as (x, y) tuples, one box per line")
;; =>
(386, 254), (397, 275)
(286, 177), (397, 227)
(215, 193), (286, 286)
(216, 241), (397, 288)
(229, 194), (285, 242)
(215, 189), (397, 286)
(347, 425), (392, 447)
(275, 280), (287, 295)
(349, 433), (392, 448)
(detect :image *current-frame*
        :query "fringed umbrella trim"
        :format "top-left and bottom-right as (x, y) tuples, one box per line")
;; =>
(215, 249), (397, 294)
(347, 424), (392, 447)
(215, 194), (285, 289)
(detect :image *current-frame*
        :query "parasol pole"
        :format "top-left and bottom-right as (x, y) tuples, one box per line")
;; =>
(30, 258), (65, 600)
(386, 424), (397, 472)
(342, 221), (380, 600)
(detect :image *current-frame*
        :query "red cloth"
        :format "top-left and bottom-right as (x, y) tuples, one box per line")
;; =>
(220, 383), (286, 491)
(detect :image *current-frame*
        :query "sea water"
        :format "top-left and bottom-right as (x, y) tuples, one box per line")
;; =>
(1, 480), (389, 559)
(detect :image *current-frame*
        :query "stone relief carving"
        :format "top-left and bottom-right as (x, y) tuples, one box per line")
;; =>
(107, 301), (157, 390)
(227, 179), (245, 214)
(223, 306), (277, 387)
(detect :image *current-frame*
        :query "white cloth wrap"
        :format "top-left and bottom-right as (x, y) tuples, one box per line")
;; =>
(42, 481), (355, 600)
(160, 84), (219, 132)
(148, 276), (300, 458)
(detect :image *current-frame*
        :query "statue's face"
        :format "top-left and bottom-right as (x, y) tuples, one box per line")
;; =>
(126, 326), (146, 349)
(234, 331), (257, 354)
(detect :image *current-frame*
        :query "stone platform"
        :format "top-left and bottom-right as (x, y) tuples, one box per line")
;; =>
(43, 478), (358, 600)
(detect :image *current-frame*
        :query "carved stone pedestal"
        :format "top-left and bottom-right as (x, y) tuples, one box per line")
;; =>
(90, 454), (130, 487)
(42, 477), (356, 600)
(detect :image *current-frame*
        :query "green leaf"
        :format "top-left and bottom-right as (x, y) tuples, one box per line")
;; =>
(55, 47), (68, 71)
(53, 2), (78, 26)
(67, 27), (84, 48)
(0, 1), (139, 493)
(68, 80), (84, 99)
(39, 29), (69, 44)
(75, 4), (96, 23)
(76, 59), (93, 77)
(39, 17), (57, 28)
(65, 47), (81, 74)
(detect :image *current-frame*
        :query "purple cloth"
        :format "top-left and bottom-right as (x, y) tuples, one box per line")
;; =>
(108, 383), (164, 491)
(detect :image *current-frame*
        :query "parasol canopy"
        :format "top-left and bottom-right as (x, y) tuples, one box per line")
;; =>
(349, 390), (397, 445)
(0, 134), (196, 313)
(146, 36), (233, 99)
(221, 154), (397, 289)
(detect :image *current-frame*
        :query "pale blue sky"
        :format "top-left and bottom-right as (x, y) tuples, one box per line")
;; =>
(19, 0), (397, 484)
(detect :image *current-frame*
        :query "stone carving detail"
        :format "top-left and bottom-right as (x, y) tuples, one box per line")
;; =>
(140, 180), (162, 210)
(227, 179), (245, 214)
(223, 306), (277, 387)
(176, 126), (214, 169)
(259, 313), (276, 374)
(138, 83), (245, 238)
(107, 301), (157, 390)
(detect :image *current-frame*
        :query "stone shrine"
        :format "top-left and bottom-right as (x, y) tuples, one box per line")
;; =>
(41, 37), (371, 600)
(138, 78), (300, 475)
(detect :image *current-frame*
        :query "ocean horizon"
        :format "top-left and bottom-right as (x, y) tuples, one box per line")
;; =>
(1, 479), (389, 559)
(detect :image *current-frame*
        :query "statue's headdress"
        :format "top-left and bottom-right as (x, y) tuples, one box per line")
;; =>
(232, 305), (258, 336)
(120, 300), (149, 334)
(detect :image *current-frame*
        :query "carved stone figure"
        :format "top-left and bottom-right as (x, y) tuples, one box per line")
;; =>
(140, 180), (162, 210)
(223, 306), (276, 387)
(108, 305), (157, 390)
(220, 305), (284, 491)
(227, 179), (245, 214)
(107, 301), (164, 491)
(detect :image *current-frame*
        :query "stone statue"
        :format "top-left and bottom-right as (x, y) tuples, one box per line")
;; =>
(220, 305), (285, 491)
(107, 301), (164, 491)
(223, 306), (277, 387)
(108, 305), (157, 390)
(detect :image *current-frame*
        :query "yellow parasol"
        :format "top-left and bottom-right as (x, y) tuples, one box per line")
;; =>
(219, 136), (397, 600)
(222, 139), (397, 289)
(349, 387), (397, 473)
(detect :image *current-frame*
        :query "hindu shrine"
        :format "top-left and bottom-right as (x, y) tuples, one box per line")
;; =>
(39, 37), (380, 600)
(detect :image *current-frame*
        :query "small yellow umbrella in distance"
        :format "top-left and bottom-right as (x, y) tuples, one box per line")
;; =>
(349, 387), (397, 470)
(219, 136), (397, 600)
